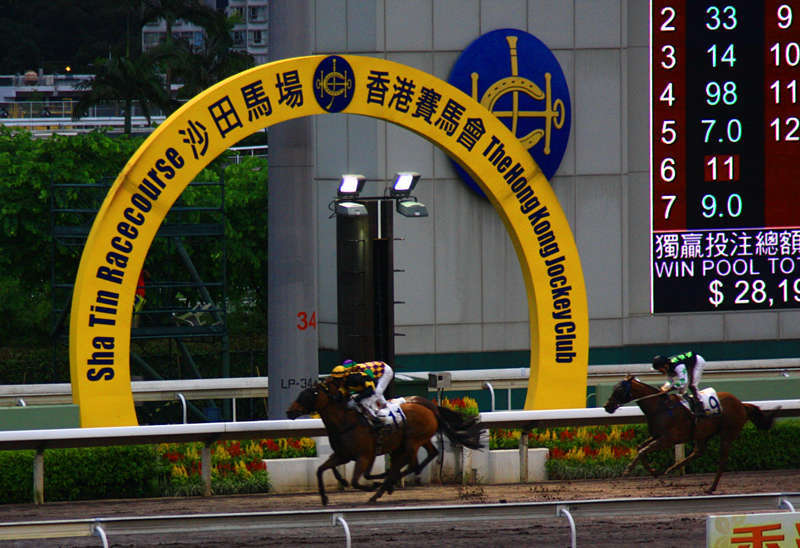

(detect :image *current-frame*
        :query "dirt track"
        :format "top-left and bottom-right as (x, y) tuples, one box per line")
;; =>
(2, 469), (799, 547)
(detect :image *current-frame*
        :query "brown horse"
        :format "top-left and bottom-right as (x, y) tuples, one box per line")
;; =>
(286, 380), (484, 505)
(603, 375), (777, 493)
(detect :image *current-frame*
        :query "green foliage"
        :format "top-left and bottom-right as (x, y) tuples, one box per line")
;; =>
(0, 129), (145, 344)
(0, 446), (162, 504)
(0, 451), (35, 503)
(0, 436), (316, 504)
(0, 129), (267, 360)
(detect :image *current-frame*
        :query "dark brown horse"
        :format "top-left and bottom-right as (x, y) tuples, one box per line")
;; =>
(603, 375), (777, 493)
(286, 380), (484, 505)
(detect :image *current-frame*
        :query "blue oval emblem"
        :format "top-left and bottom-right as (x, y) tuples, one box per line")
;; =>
(314, 56), (355, 113)
(448, 29), (571, 196)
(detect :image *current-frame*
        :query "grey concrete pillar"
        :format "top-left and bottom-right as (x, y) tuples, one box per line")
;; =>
(267, 0), (318, 419)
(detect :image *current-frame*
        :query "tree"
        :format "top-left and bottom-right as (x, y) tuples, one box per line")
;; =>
(72, 55), (171, 134)
(139, 0), (226, 110)
(142, 1), (254, 103)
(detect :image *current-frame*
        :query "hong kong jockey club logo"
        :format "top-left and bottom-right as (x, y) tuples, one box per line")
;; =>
(448, 29), (571, 197)
(314, 55), (355, 113)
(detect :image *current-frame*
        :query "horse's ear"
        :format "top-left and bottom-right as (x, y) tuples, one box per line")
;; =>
(624, 373), (634, 380)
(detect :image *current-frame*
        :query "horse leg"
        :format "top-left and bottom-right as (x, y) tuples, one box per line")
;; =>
(369, 452), (408, 503)
(707, 438), (734, 493)
(405, 440), (438, 477)
(625, 437), (671, 477)
(363, 459), (388, 481)
(316, 453), (351, 506)
(350, 454), (381, 492)
(329, 465), (348, 487)
(663, 439), (707, 478)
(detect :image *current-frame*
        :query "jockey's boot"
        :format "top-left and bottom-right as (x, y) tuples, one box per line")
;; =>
(686, 392), (704, 418)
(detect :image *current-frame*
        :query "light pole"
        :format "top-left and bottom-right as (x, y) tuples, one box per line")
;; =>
(331, 173), (427, 388)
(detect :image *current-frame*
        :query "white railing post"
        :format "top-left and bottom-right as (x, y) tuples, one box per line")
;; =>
(557, 505), (577, 548)
(482, 381), (495, 411)
(332, 513), (352, 548)
(176, 393), (187, 424)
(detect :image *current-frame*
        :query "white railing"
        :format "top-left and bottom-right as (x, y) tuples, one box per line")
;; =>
(4, 358), (799, 408)
(2, 399), (799, 503)
(0, 115), (165, 135)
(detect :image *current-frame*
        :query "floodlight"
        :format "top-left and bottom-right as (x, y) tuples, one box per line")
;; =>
(335, 201), (368, 217)
(390, 172), (420, 197)
(338, 174), (366, 198)
(396, 198), (428, 218)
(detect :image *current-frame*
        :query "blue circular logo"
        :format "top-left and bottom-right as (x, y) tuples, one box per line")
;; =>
(448, 29), (571, 196)
(314, 56), (355, 113)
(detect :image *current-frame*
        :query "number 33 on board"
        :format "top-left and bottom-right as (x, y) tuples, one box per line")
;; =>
(297, 311), (317, 330)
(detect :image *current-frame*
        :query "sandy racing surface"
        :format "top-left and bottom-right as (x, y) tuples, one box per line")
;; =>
(2, 469), (799, 546)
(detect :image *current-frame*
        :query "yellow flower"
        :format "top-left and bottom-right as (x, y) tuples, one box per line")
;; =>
(565, 447), (586, 460)
(184, 444), (199, 460)
(171, 464), (188, 478)
(214, 445), (229, 460)
(574, 427), (590, 442)
(597, 445), (614, 459)
(235, 460), (252, 477)
(245, 441), (264, 459)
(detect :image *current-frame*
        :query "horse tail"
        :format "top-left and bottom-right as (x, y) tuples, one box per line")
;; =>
(743, 403), (778, 430)
(434, 406), (485, 450)
(404, 396), (485, 450)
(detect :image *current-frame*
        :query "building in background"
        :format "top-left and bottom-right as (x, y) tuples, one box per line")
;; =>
(142, 0), (269, 65)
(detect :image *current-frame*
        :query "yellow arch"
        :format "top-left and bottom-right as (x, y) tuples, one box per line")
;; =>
(69, 56), (588, 426)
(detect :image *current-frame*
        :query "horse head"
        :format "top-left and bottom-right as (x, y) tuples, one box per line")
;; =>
(286, 384), (322, 419)
(603, 374), (635, 414)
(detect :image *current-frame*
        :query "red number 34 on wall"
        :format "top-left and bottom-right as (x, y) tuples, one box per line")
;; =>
(296, 311), (317, 330)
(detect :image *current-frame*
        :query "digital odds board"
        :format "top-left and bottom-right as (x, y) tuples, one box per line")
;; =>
(651, 1), (800, 313)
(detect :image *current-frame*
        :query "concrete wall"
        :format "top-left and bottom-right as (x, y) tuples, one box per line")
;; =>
(267, 0), (795, 365)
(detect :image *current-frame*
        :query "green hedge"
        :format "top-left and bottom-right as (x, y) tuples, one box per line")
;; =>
(0, 446), (163, 503)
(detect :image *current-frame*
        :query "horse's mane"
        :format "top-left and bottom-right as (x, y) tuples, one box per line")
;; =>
(625, 374), (659, 394)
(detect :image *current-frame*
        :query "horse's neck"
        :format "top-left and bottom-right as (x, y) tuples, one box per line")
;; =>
(630, 381), (664, 412)
(317, 402), (360, 433)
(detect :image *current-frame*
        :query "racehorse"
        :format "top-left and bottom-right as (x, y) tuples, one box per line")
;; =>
(603, 374), (777, 493)
(286, 380), (484, 505)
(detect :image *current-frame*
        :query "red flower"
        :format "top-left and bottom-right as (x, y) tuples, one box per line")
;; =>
(246, 460), (267, 471)
(583, 446), (598, 457)
(621, 428), (636, 440)
(227, 441), (243, 457)
(559, 430), (575, 440)
(264, 439), (280, 452)
(612, 446), (631, 458)
(593, 432), (607, 442)
(550, 447), (566, 459)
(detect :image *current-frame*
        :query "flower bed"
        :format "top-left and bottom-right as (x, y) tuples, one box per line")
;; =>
(490, 421), (800, 480)
(441, 396), (480, 417)
(157, 437), (316, 496)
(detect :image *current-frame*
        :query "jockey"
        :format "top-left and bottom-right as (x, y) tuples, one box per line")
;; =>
(652, 351), (706, 417)
(330, 360), (394, 422)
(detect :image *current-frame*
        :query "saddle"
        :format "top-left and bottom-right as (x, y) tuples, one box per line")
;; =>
(677, 387), (721, 416)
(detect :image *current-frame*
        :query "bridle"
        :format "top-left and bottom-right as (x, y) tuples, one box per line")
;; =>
(617, 378), (671, 404)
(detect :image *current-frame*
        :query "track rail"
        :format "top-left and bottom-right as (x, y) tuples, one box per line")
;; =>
(1, 493), (798, 542)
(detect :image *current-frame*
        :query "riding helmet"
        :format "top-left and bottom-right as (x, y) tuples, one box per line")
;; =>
(652, 355), (668, 370)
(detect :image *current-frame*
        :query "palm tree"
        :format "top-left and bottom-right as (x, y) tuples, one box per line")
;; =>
(139, 0), (222, 110)
(72, 55), (171, 134)
(164, 12), (254, 100)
